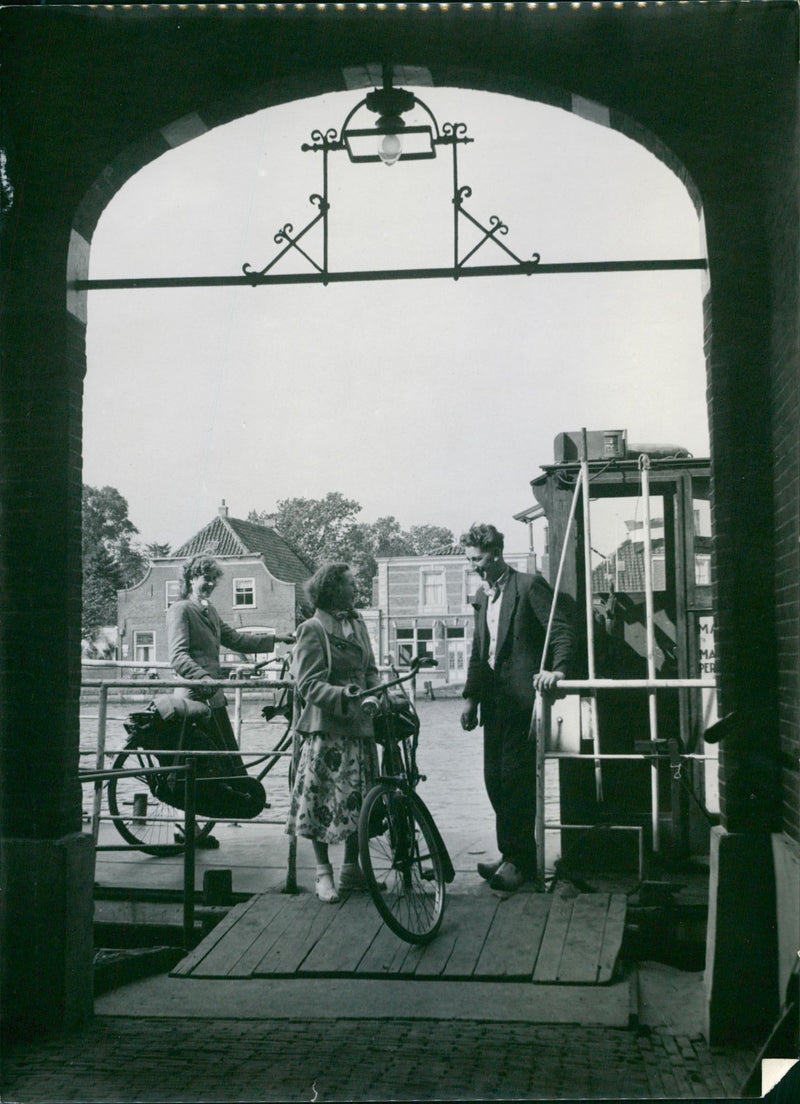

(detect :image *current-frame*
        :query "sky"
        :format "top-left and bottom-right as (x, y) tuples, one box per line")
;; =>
(83, 84), (709, 557)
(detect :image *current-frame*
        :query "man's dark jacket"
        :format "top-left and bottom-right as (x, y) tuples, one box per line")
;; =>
(463, 567), (575, 718)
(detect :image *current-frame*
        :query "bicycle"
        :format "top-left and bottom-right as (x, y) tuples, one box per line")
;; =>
(355, 657), (454, 944)
(106, 655), (294, 855)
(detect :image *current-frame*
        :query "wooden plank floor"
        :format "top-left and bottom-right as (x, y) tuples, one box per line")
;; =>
(173, 890), (627, 985)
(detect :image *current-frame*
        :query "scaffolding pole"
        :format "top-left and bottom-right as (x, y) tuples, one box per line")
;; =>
(534, 474), (583, 877)
(581, 430), (603, 803)
(639, 453), (661, 852)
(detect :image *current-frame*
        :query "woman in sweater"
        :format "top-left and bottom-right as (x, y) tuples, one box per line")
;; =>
(167, 554), (294, 845)
(285, 563), (381, 902)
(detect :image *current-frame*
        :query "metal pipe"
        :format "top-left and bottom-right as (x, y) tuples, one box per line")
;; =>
(580, 430), (603, 802)
(555, 678), (716, 690)
(639, 454), (661, 852)
(81, 677), (293, 689)
(535, 695), (550, 875)
(183, 757), (197, 951)
(91, 685), (108, 845)
(535, 474), (582, 877)
(81, 675), (716, 692)
(74, 257), (708, 292)
(233, 685), (243, 747)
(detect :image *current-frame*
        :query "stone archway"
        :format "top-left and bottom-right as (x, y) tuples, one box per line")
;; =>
(1, 4), (796, 1045)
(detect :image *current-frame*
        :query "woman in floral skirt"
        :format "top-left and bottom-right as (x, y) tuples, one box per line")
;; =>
(285, 563), (381, 902)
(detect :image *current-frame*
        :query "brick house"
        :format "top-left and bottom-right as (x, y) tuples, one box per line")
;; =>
(371, 547), (537, 686)
(117, 502), (312, 668)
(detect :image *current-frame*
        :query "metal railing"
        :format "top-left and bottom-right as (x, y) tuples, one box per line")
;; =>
(81, 675), (295, 843)
(534, 677), (719, 876)
(79, 758), (200, 949)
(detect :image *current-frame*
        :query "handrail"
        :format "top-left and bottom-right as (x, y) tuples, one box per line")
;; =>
(79, 759), (198, 950)
(81, 677), (293, 689)
(534, 680), (718, 876)
(553, 677), (716, 690)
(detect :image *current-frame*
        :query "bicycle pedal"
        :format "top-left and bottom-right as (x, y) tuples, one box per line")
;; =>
(421, 869), (436, 881)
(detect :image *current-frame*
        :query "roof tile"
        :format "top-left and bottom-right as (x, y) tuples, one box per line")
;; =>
(174, 515), (313, 584)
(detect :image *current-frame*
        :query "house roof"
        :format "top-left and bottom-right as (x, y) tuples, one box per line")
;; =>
(592, 537), (666, 593)
(174, 515), (313, 585)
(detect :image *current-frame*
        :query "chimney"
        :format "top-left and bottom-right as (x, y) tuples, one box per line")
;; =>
(218, 499), (229, 518)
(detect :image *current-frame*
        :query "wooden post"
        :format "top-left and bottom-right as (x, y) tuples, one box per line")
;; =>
(580, 430), (603, 802)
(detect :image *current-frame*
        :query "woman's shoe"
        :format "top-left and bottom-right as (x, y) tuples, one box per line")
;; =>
(315, 864), (340, 903)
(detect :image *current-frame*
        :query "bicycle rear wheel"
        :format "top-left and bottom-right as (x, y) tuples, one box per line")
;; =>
(358, 782), (446, 944)
(107, 745), (216, 856)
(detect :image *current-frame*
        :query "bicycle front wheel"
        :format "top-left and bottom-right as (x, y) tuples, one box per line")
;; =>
(107, 746), (216, 856)
(358, 783), (446, 944)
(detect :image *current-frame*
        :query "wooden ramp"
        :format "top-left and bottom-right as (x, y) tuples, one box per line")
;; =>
(173, 891), (626, 984)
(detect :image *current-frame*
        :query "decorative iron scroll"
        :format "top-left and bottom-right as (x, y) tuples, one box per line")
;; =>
(241, 106), (541, 286)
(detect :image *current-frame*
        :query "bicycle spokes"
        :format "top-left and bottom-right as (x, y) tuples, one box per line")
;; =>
(359, 784), (445, 944)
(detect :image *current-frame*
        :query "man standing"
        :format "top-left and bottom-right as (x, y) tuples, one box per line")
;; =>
(460, 522), (574, 892)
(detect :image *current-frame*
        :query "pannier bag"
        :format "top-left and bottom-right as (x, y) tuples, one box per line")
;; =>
(370, 688), (420, 746)
(122, 695), (267, 819)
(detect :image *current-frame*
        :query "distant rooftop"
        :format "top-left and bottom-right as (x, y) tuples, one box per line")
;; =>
(174, 503), (312, 585)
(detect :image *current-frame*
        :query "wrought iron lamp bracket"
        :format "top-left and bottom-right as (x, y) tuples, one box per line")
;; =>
(241, 97), (541, 285)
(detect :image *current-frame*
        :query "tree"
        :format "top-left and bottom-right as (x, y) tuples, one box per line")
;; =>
(144, 541), (172, 558)
(274, 492), (363, 566)
(343, 518), (413, 606)
(250, 494), (457, 608)
(407, 525), (457, 555)
(82, 485), (147, 638)
(82, 544), (123, 639)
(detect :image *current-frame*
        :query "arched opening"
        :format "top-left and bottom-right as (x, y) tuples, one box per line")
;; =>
(79, 78), (707, 546)
(78, 75), (712, 901)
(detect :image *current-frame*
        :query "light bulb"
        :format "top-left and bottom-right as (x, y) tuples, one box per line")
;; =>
(378, 132), (402, 166)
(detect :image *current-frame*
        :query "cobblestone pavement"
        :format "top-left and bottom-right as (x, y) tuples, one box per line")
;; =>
(50, 698), (756, 1102)
(1, 1016), (755, 1102)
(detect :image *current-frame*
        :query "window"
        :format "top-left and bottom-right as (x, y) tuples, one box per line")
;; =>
(651, 554), (666, 591)
(134, 631), (155, 663)
(421, 570), (445, 611)
(165, 580), (181, 608)
(396, 628), (414, 665)
(394, 626), (434, 664)
(464, 569), (482, 604)
(233, 578), (255, 607)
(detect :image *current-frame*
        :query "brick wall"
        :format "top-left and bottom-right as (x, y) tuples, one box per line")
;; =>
(118, 560), (297, 666)
(764, 47), (800, 843)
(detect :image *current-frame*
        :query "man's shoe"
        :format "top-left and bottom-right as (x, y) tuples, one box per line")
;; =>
(489, 861), (525, 892)
(477, 859), (503, 882)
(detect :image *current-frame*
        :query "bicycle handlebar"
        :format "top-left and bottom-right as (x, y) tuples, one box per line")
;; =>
(347, 657), (437, 701)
